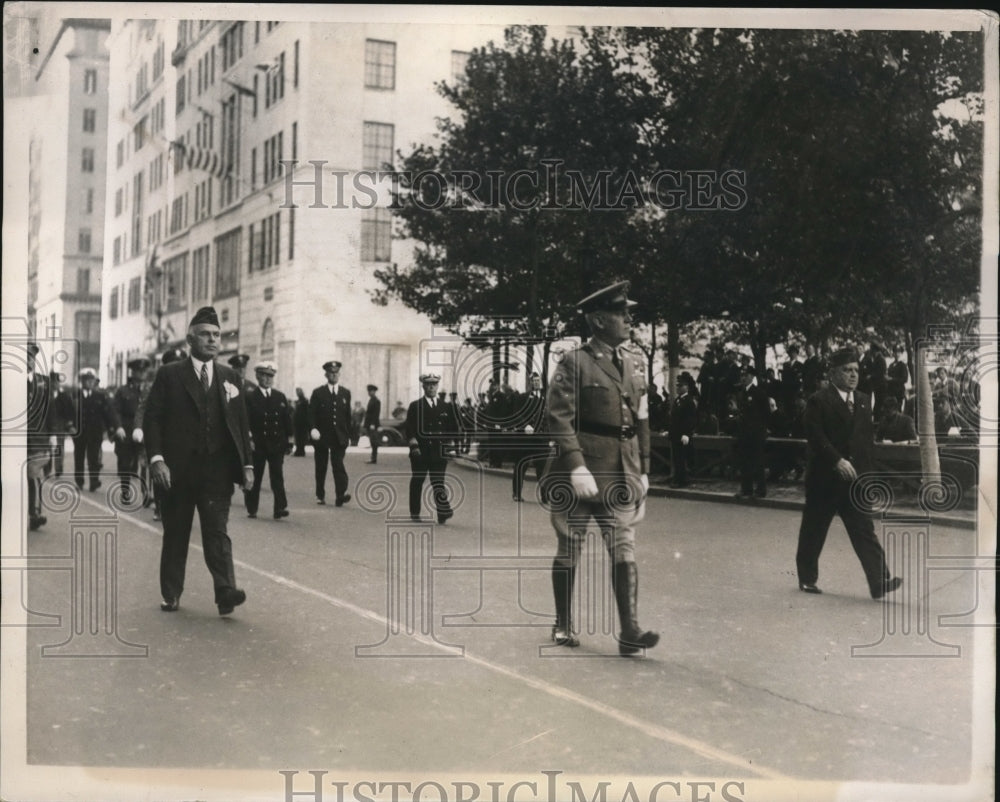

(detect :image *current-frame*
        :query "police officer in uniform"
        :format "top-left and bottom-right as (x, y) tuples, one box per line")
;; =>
(405, 373), (459, 523)
(309, 360), (353, 506)
(245, 361), (294, 519)
(113, 357), (151, 503)
(545, 281), (659, 656)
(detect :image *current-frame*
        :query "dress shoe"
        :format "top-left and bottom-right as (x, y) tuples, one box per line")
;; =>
(551, 625), (579, 648)
(274, 508), (289, 519)
(90, 480), (102, 492)
(316, 497), (326, 505)
(872, 576), (902, 600)
(247, 512), (257, 519)
(160, 598), (179, 612)
(217, 588), (246, 616)
(437, 510), (453, 525)
(512, 494), (523, 502)
(335, 493), (351, 507)
(618, 629), (660, 657)
(29, 515), (46, 531)
(799, 582), (822, 594)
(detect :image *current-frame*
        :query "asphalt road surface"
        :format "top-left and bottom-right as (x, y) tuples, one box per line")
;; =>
(7, 447), (991, 801)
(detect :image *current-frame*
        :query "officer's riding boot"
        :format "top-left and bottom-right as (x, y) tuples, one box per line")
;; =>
(612, 561), (659, 656)
(551, 561), (579, 647)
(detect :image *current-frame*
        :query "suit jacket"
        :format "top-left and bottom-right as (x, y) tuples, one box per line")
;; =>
(669, 393), (699, 442)
(308, 384), (352, 448)
(405, 396), (460, 461)
(735, 383), (770, 441)
(27, 373), (54, 453)
(143, 358), (252, 485)
(73, 387), (120, 443)
(363, 396), (381, 430)
(246, 386), (294, 455)
(803, 384), (874, 490)
(546, 337), (651, 493)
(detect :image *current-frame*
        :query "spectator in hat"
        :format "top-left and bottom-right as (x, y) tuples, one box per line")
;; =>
(72, 367), (122, 492)
(113, 357), (151, 503)
(795, 347), (902, 599)
(733, 362), (770, 499)
(801, 344), (826, 397)
(545, 281), (659, 657)
(668, 373), (698, 488)
(405, 373), (460, 523)
(308, 360), (353, 506)
(860, 341), (888, 416)
(363, 384), (381, 464)
(876, 396), (917, 443)
(781, 344), (804, 413)
(292, 388), (310, 456)
(228, 353), (255, 394)
(886, 348), (909, 411)
(245, 362), (294, 519)
(143, 306), (253, 616)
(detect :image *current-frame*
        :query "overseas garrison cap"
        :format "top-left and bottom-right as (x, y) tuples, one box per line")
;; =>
(254, 361), (277, 376)
(128, 357), (151, 372)
(420, 373), (441, 385)
(190, 306), (220, 328)
(577, 281), (638, 314)
(322, 360), (342, 372)
(829, 347), (861, 368)
(161, 347), (186, 365)
(228, 354), (250, 369)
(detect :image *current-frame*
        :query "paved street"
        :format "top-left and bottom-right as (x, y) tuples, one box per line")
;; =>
(8, 446), (991, 800)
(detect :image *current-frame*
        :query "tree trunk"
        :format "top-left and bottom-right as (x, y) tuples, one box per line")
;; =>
(915, 339), (941, 477)
(666, 315), (680, 398)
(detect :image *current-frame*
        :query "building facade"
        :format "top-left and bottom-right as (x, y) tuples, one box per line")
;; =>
(100, 18), (511, 403)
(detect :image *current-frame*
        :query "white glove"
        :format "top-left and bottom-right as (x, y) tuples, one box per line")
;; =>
(132, 428), (144, 443)
(48, 435), (57, 446)
(524, 424), (534, 435)
(114, 427), (127, 441)
(680, 435), (689, 446)
(310, 428), (321, 441)
(570, 466), (599, 500)
(641, 473), (649, 494)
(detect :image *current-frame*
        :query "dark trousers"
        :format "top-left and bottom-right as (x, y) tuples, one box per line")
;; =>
(314, 441), (348, 501)
(293, 421), (308, 456)
(512, 447), (547, 499)
(409, 453), (451, 517)
(247, 448), (287, 514)
(368, 427), (379, 462)
(735, 436), (767, 495)
(795, 480), (890, 593)
(159, 453), (237, 603)
(116, 440), (140, 494)
(49, 436), (67, 476)
(72, 435), (103, 488)
(670, 438), (693, 485)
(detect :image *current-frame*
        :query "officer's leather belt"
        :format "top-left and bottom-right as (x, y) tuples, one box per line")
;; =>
(579, 422), (636, 440)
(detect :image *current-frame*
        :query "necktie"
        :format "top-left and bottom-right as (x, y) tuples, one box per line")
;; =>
(200, 363), (210, 393)
(611, 349), (622, 376)
(846, 395), (855, 415)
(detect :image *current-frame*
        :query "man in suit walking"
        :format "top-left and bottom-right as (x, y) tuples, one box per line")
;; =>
(733, 362), (771, 499)
(309, 360), (352, 506)
(72, 367), (123, 492)
(795, 347), (902, 599)
(245, 361), (294, 520)
(113, 357), (150, 503)
(46, 370), (76, 478)
(363, 384), (381, 464)
(143, 307), (254, 616)
(545, 281), (659, 657)
(511, 372), (550, 502)
(405, 373), (459, 523)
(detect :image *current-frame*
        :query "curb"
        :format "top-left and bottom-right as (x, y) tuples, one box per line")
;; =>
(450, 457), (977, 531)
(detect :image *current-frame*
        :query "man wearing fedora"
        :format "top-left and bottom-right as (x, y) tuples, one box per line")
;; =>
(143, 307), (253, 616)
(795, 346), (902, 599)
(405, 373), (459, 523)
(72, 366), (122, 492)
(113, 357), (151, 503)
(245, 361), (294, 519)
(309, 360), (353, 506)
(545, 281), (660, 657)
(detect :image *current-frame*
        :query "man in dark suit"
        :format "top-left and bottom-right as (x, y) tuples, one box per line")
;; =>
(801, 344), (826, 397)
(405, 373), (459, 523)
(511, 372), (550, 502)
(229, 353), (256, 394)
(244, 361), (293, 520)
(363, 384), (381, 464)
(733, 362), (771, 499)
(886, 349), (909, 412)
(113, 357), (150, 503)
(292, 388), (310, 456)
(135, 346), (186, 521)
(795, 347), (902, 599)
(72, 367), (123, 492)
(308, 360), (352, 506)
(781, 344), (804, 412)
(545, 281), (659, 657)
(26, 343), (54, 530)
(668, 373), (698, 488)
(143, 307), (254, 616)
(46, 370), (76, 478)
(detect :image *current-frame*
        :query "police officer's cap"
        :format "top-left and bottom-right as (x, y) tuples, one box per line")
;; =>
(161, 347), (186, 365)
(128, 357), (151, 372)
(255, 361), (277, 376)
(79, 367), (97, 379)
(420, 373), (441, 385)
(367, 384), (378, 392)
(829, 347), (861, 368)
(228, 354), (250, 368)
(577, 281), (638, 314)
(323, 360), (342, 372)
(190, 306), (220, 328)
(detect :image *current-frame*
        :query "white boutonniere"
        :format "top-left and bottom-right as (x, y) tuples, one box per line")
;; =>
(223, 381), (240, 401)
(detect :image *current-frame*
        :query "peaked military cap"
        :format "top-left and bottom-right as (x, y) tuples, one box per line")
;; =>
(420, 373), (441, 385)
(254, 361), (277, 376)
(161, 347), (187, 365)
(577, 281), (638, 314)
(79, 367), (97, 379)
(190, 306), (220, 328)
(228, 354), (250, 368)
(128, 357), (151, 372)
(829, 347), (861, 368)
(322, 360), (342, 372)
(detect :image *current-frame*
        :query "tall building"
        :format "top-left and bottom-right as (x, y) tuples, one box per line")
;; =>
(101, 18), (510, 402)
(28, 17), (111, 378)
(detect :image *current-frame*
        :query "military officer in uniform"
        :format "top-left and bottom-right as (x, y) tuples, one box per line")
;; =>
(113, 357), (151, 503)
(229, 353), (256, 394)
(309, 360), (353, 506)
(245, 361), (294, 519)
(72, 367), (123, 492)
(405, 373), (459, 523)
(545, 281), (659, 656)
